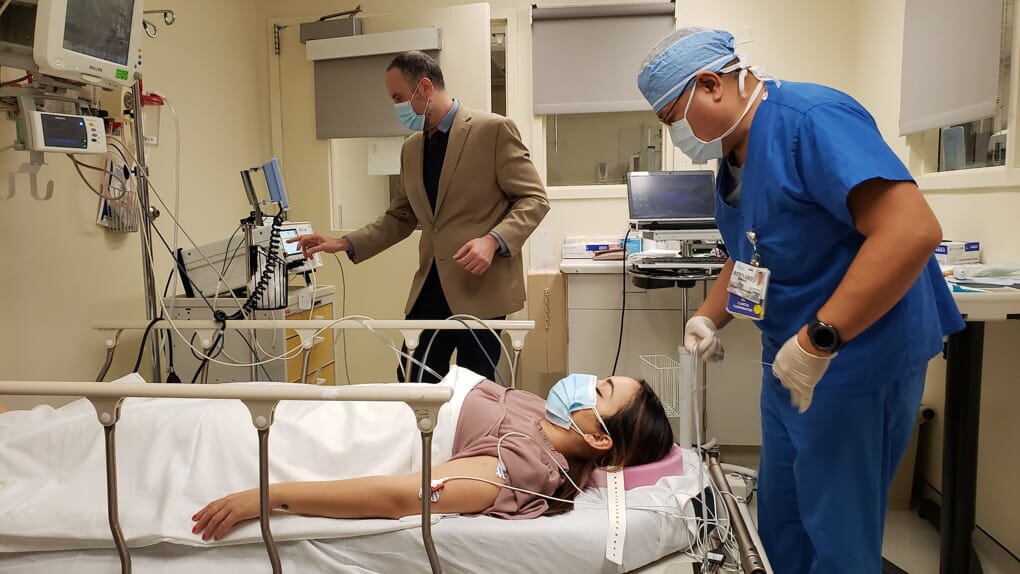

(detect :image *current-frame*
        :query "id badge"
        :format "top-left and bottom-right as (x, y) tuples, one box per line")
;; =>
(727, 261), (769, 320)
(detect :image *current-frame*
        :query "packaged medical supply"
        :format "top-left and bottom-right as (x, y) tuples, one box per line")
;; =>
(562, 236), (621, 259)
(934, 241), (981, 265)
(952, 262), (1020, 280)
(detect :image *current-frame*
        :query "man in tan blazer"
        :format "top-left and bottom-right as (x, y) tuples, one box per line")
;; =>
(295, 51), (549, 383)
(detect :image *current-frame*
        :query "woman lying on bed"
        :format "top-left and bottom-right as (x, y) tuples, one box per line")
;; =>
(0, 367), (672, 545)
(191, 371), (673, 541)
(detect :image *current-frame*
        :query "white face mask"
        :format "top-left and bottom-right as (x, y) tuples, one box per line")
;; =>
(668, 70), (764, 163)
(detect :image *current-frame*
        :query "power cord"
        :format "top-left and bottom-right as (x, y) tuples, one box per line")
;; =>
(149, 216), (272, 380)
(160, 270), (181, 383)
(236, 210), (285, 318)
(131, 317), (164, 376)
(331, 253), (353, 385)
(190, 327), (226, 384)
(611, 228), (633, 376)
(451, 317), (506, 387)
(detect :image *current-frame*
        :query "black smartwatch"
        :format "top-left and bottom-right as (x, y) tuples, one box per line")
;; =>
(807, 318), (845, 354)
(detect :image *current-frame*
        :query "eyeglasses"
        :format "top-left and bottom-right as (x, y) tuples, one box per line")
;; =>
(657, 96), (681, 126)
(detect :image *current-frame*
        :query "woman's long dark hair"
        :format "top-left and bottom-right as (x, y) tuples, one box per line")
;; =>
(545, 380), (674, 515)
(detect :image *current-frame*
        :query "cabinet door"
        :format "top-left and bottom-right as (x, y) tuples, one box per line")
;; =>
(285, 333), (336, 383)
(286, 303), (336, 383)
(566, 309), (685, 378)
(704, 319), (763, 445)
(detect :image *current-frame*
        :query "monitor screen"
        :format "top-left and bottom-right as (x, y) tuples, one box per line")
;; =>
(627, 171), (716, 220)
(64, 0), (135, 66)
(41, 113), (88, 149)
(279, 228), (302, 258)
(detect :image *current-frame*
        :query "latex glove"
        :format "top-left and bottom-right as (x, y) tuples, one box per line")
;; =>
(683, 316), (725, 362)
(772, 335), (834, 413)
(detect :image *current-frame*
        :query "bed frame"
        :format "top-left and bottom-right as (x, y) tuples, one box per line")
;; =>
(0, 379), (452, 574)
(92, 319), (537, 386)
(1, 319), (535, 574)
(1, 318), (772, 574)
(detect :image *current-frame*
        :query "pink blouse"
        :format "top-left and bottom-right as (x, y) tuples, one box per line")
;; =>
(450, 381), (568, 519)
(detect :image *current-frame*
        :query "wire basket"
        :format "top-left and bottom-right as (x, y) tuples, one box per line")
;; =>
(641, 352), (698, 447)
(640, 354), (681, 417)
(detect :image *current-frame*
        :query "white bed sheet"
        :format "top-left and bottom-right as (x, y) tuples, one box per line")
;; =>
(0, 369), (485, 552)
(0, 449), (709, 574)
(0, 500), (694, 574)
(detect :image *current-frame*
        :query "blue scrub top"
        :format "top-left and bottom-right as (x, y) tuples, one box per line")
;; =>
(715, 81), (964, 392)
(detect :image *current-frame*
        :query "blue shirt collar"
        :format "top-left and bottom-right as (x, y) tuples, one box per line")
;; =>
(435, 99), (459, 134)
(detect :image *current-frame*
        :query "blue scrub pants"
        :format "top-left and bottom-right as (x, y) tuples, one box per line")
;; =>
(757, 368), (926, 574)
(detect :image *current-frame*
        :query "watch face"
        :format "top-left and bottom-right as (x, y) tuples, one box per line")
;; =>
(813, 328), (836, 348)
(809, 320), (841, 352)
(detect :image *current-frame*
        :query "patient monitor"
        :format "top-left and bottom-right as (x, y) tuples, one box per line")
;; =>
(279, 221), (323, 274)
(1, 1), (145, 161)
(23, 109), (108, 154)
(33, 0), (145, 89)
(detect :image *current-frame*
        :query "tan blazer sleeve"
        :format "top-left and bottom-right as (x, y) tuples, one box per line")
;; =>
(342, 148), (418, 263)
(490, 118), (549, 256)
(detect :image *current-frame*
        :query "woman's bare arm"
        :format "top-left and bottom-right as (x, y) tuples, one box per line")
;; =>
(192, 456), (504, 541)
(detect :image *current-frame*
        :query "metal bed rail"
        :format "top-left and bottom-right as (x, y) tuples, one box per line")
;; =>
(0, 381), (453, 574)
(93, 319), (535, 385)
(707, 452), (770, 574)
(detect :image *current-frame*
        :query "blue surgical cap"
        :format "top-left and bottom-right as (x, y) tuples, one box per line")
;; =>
(638, 27), (738, 113)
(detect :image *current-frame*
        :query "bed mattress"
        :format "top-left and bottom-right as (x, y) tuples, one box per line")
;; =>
(0, 502), (692, 574)
(0, 459), (707, 574)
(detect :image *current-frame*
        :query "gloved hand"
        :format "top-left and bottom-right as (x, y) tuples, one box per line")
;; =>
(683, 316), (725, 362)
(772, 334), (834, 413)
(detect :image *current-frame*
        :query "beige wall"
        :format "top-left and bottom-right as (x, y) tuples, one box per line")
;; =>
(0, 0), (265, 405)
(851, 0), (1020, 555)
(678, 0), (857, 94)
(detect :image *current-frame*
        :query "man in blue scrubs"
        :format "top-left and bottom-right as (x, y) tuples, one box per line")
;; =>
(637, 28), (964, 573)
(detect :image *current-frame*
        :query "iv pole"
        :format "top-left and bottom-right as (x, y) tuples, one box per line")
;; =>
(131, 80), (162, 382)
(130, 10), (178, 382)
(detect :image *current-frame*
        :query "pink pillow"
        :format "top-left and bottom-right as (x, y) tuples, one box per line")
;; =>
(589, 445), (685, 490)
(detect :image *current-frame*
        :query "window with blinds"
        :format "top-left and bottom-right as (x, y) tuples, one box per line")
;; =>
(531, 2), (674, 186)
(901, 0), (1012, 172)
(935, 0), (1013, 171)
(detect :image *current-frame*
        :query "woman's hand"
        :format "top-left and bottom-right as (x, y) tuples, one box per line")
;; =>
(192, 489), (261, 541)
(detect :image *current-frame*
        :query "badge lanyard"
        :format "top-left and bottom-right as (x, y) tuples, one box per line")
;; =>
(747, 230), (761, 267)
(726, 229), (769, 320)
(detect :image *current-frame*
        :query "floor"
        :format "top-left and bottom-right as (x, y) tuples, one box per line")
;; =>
(883, 510), (1018, 574)
(717, 448), (1019, 574)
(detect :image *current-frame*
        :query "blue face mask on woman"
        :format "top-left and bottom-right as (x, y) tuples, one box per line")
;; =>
(394, 81), (427, 131)
(546, 374), (610, 437)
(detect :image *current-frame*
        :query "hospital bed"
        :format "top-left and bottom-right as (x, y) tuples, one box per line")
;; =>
(0, 319), (770, 574)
